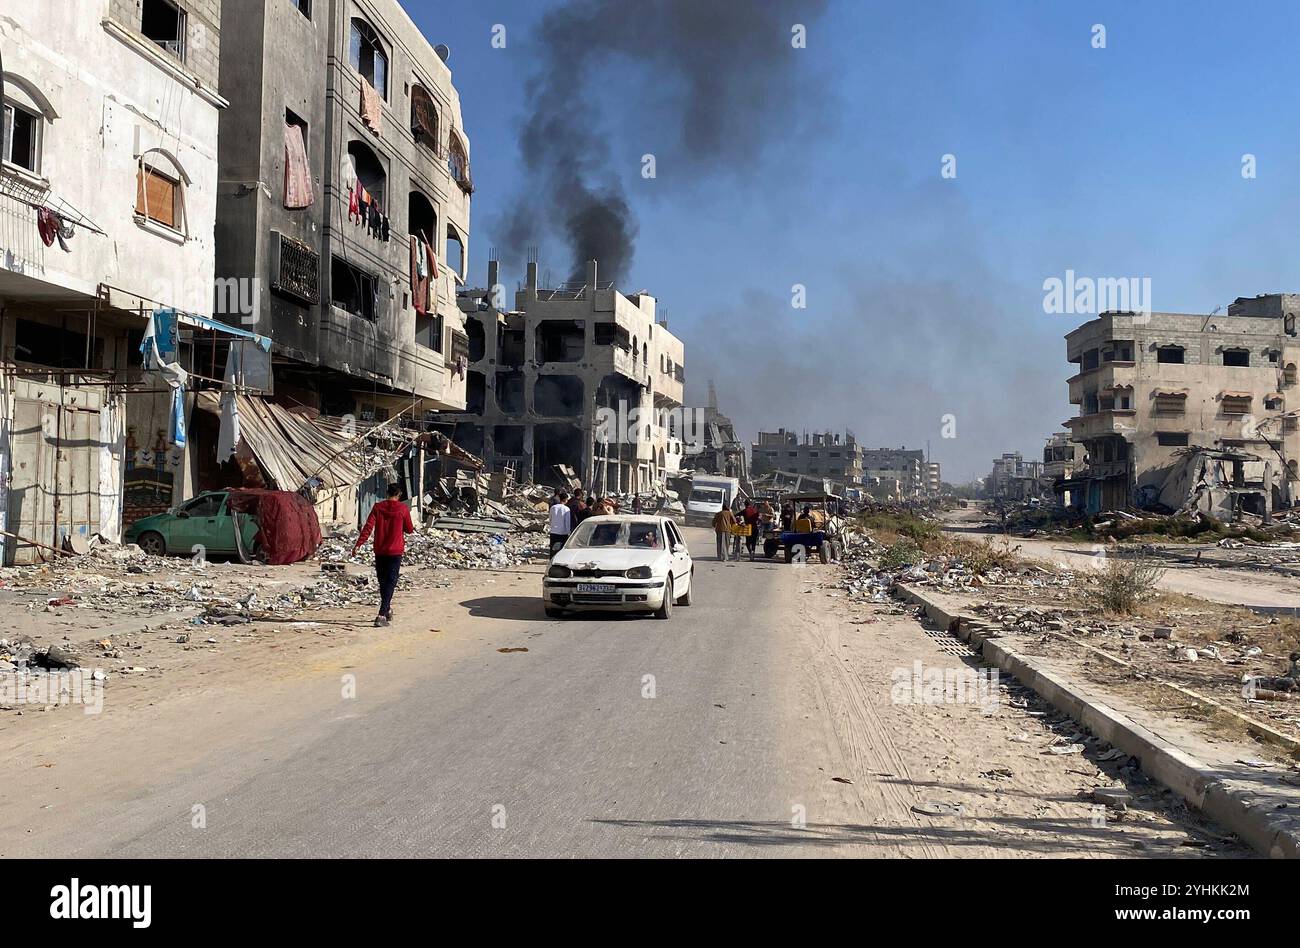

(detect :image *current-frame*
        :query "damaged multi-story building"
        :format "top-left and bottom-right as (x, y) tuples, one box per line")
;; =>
(751, 429), (863, 481)
(0, 0), (253, 563)
(209, 0), (473, 522)
(861, 446), (926, 497)
(1043, 431), (1083, 506)
(441, 259), (686, 492)
(985, 451), (1045, 502)
(679, 381), (747, 480)
(1063, 296), (1300, 516)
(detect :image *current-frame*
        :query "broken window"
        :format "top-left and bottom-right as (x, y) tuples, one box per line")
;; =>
(494, 426), (525, 457)
(465, 318), (485, 362)
(495, 372), (525, 414)
(331, 256), (378, 320)
(594, 324), (617, 347)
(1156, 432), (1190, 447)
(408, 190), (437, 249)
(1287, 363), (1298, 386)
(292, 0), (311, 19)
(1223, 348), (1250, 367)
(1082, 348), (1100, 371)
(349, 18), (389, 99)
(1103, 341), (1134, 362)
(3, 100), (40, 173)
(465, 372), (486, 413)
(446, 224), (465, 282)
(1156, 345), (1185, 364)
(13, 319), (103, 369)
(499, 329), (525, 368)
(536, 321), (585, 364)
(534, 375), (585, 415)
(347, 140), (386, 207)
(142, 0), (186, 61)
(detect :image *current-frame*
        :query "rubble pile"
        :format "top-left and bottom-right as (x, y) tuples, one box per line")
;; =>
(321, 524), (546, 571)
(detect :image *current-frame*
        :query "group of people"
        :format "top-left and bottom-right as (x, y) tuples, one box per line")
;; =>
(547, 488), (643, 555)
(711, 497), (777, 562)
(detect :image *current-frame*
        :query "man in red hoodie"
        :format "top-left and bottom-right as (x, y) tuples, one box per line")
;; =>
(353, 483), (415, 627)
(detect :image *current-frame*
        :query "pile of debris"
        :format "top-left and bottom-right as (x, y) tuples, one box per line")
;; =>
(320, 524), (546, 572)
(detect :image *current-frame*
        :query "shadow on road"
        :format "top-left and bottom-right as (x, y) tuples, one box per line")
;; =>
(459, 596), (658, 623)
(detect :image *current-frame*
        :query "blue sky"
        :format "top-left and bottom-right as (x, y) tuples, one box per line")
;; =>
(409, 0), (1300, 481)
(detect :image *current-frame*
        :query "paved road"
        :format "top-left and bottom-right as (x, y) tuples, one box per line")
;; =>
(1, 526), (1243, 857)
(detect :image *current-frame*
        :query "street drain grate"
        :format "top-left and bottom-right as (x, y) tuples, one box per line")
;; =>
(920, 626), (980, 659)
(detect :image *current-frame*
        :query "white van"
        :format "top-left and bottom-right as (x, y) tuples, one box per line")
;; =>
(685, 476), (741, 526)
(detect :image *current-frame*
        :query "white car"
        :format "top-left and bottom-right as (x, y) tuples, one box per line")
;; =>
(543, 515), (694, 619)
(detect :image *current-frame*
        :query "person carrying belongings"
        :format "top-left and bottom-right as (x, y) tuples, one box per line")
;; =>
(712, 504), (737, 561)
(739, 498), (762, 561)
(353, 483), (415, 627)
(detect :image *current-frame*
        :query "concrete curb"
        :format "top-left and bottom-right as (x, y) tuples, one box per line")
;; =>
(894, 583), (1300, 859)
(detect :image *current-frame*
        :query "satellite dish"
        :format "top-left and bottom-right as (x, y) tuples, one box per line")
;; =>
(435, 44), (451, 63)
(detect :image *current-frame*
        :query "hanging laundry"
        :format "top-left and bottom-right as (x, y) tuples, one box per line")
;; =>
(411, 237), (430, 316)
(360, 79), (383, 135)
(37, 207), (59, 247)
(55, 217), (74, 253)
(283, 122), (315, 209)
(348, 182), (361, 222)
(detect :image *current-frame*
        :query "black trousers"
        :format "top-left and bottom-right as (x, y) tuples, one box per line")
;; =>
(375, 554), (402, 616)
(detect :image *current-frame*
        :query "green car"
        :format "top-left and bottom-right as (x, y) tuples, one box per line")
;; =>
(124, 491), (261, 558)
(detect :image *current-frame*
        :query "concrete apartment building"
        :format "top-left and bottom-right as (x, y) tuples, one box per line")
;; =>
(925, 461), (942, 495)
(214, 0), (472, 424)
(0, 0), (236, 562)
(1064, 296), (1300, 514)
(751, 429), (863, 481)
(986, 451), (1045, 501)
(861, 446), (925, 496)
(440, 259), (686, 492)
(1043, 431), (1083, 506)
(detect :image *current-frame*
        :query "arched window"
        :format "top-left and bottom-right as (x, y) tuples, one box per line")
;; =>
(447, 130), (471, 192)
(347, 139), (386, 206)
(135, 149), (188, 234)
(410, 84), (438, 149)
(445, 223), (465, 282)
(349, 18), (389, 99)
(408, 190), (437, 246)
(3, 73), (56, 175)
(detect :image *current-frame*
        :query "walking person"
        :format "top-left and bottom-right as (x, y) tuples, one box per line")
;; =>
(712, 504), (737, 561)
(353, 483), (415, 627)
(740, 497), (762, 561)
(568, 488), (588, 526)
(549, 490), (573, 556)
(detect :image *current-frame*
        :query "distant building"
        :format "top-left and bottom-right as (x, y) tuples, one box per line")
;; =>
(1063, 297), (1300, 514)
(861, 446), (926, 496)
(751, 429), (862, 481)
(681, 381), (747, 480)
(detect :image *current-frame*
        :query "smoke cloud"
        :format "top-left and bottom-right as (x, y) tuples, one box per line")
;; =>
(500, 0), (829, 285)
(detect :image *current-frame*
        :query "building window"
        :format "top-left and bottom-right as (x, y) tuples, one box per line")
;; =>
(292, 0), (312, 19)
(346, 139), (386, 207)
(1156, 345), (1185, 364)
(1223, 348), (1250, 367)
(3, 100), (40, 173)
(141, 0), (187, 61)
(410, 84), (438, 149)
(445, 223), (465, 282)
(1287, 363), (1298, 386)
(1153, 393), (1185, 416)
(331, 256), (378, 320)
(1221, 395), (1252, 415)
(135, 157), (182, 231)
(448, 130), (472, 192)
(271, 232), (320, 304)
(349, 18), (389, 100)
(1156, 432), (1190, 447)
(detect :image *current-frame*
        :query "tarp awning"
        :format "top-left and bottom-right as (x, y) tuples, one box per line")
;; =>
(1220, 391), (1254, 399)
(198, 393), (363, 491)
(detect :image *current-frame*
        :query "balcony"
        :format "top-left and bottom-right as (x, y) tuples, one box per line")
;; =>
(1067, 361), (1137, 404)
(1066, 409), (1138, 440)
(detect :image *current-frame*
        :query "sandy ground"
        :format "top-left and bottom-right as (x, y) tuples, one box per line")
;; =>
(0, 526), (1248, 857)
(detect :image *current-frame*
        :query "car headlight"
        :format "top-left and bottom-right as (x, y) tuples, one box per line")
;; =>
(625, 565), (653, 580)
(547, 564), (572, 579)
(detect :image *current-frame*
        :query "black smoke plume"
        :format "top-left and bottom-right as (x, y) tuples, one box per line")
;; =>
(501, 0), (829, 285)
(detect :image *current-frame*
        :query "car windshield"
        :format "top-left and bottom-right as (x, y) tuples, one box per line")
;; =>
(568, 520), (665, 549)
(690, 487), (724, 505)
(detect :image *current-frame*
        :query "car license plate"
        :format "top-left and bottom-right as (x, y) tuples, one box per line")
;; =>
(576, 583), (616, 594)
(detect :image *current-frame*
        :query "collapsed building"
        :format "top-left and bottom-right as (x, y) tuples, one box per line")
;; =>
(985, 451), (1046, 502)
(441, 259), (686, 492)
(679, 381), (747, 480)
(1062, 296), (1300, 516)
